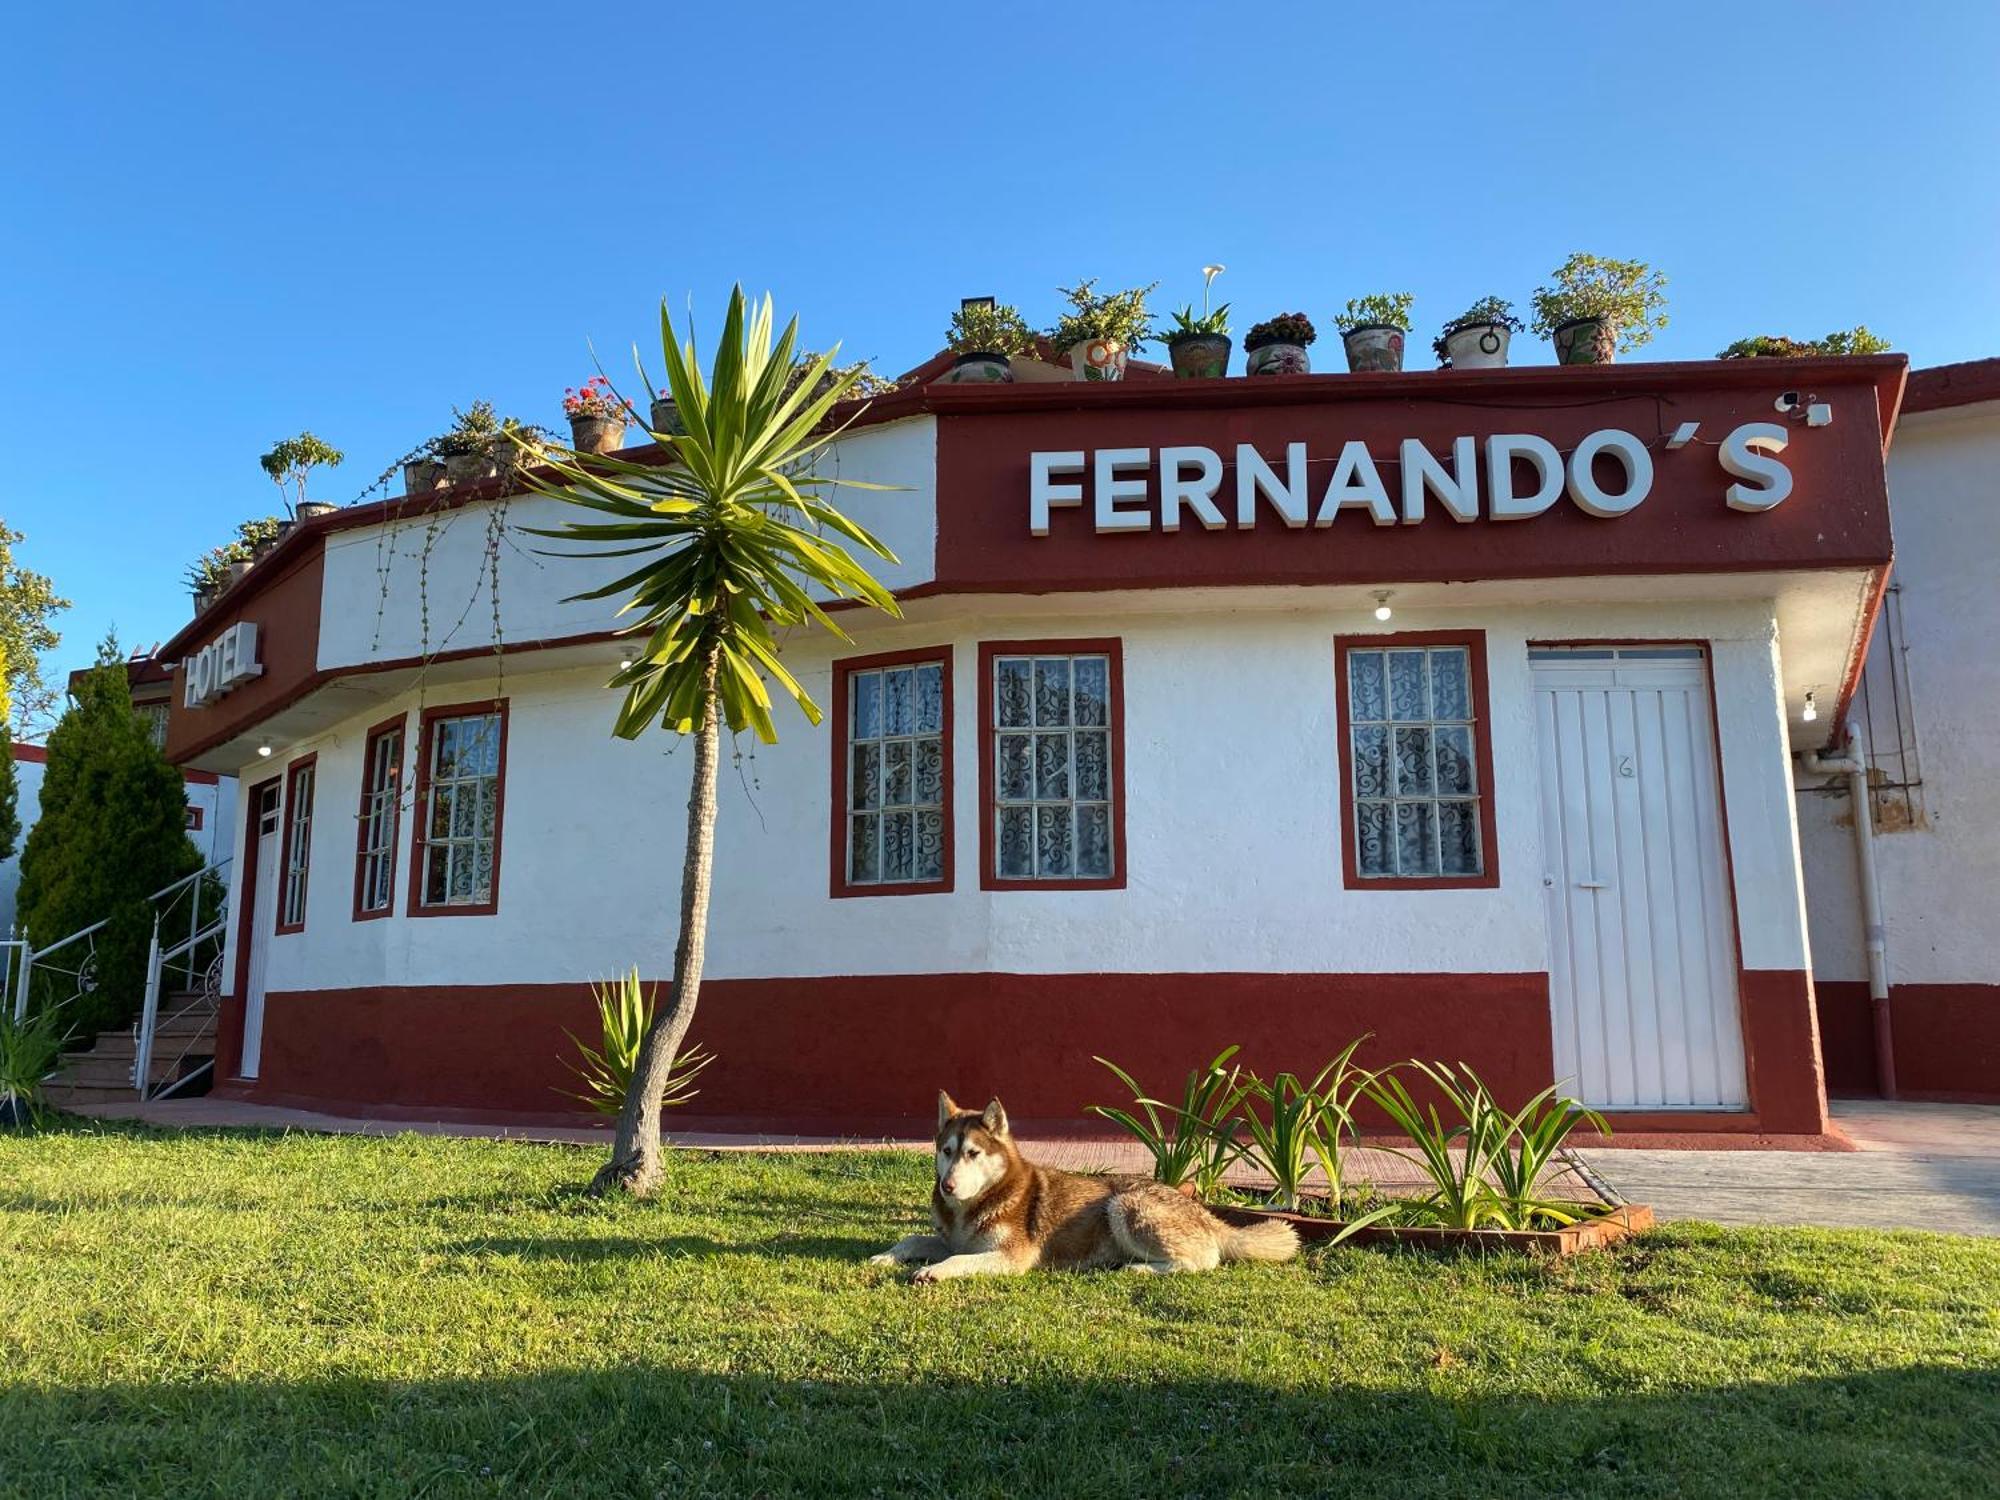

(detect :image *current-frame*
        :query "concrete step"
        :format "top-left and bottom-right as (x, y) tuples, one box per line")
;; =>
(41, 1080), (142, 1106)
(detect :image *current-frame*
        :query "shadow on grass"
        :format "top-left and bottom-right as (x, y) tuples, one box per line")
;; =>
(442, 1232), (875, 1263)
(2, 1364), (1993, 1498)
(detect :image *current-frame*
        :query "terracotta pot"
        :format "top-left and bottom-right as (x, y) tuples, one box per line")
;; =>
(442, 451), (499, 485)
(1551, 316), (1617, 365)
(649, 397), (686, 435)
(939, 351), (1016, 385)
(1167, 332), (1231, 380)
(404, 459), (446, 494)
(227, 559), (253, 583)
(1442, 322), (1513, 369)
(1067, 337), (1128, 382)
(1342, 324), (1407, 373)
(1245, 341), (1311, 377)
(569, 413), (627, 454)
(295, 500), (337, 521)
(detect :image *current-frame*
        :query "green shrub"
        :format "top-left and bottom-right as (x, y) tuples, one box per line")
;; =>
(1530, 253), (1669, 351)
(1047, 279), (1157, 351)
(946, 301), (1037, 356)
(1718, 326), (1891, 359)
(1336, 293), (1415, 334)
(562, 967), (712, 1118)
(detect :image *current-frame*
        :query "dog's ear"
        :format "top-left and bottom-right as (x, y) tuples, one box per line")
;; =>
(937, 1090), (959, 1132)
(981, 1098), (1010, 1137)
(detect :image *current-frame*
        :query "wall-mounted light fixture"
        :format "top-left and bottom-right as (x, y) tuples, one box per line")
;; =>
(1372, 591), (1394, 622)
(256, 743), (273, 757)
(1802, 690), (1818, 723)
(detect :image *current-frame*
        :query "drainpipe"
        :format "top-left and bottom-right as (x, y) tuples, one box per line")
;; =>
(1800, 732), (1895, 1098)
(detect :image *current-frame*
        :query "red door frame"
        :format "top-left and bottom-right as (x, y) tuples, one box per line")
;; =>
(221, 775), (282, 1081)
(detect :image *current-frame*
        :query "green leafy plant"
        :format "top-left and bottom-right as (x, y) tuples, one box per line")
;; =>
(1229, 1038), (1373, 1214)
(946, 301), (1038, 357)
(1047, 279), (1157, 351)
(1163, 302), (1232, 338)
(519, 287), (900, 1196)
(182, 516), (287, 596)
(1243, 312), (1316, 350)
(1089, 1045), (1244, 1193)
(1363, 1060), (1610, 1230)
(258, 432), (345, 517)
(0, 1004), (72, 1126)
(1336, 293), (1415, 334)
(1718, 326), (1890, 359)
(1530, 253), (1669, 351)
(1433, 296), (1524, 362)
(563, 967), (712, 1119)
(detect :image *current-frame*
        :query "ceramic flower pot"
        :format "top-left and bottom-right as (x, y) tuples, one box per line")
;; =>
(0, 1094), (30, 1130)
(1342, 324), (1407, 373)
(227, 559), (253, 583)
(404, 459), (446, 494)
(569, 414), (627, 454)
(1552, 316), (1617, 365)
(1067, 338), (1128, 382)
(649, 397), (686, 435)
(1167, 333), (1231, 380)
(1245, 341), (1310, 377)
(939, 351), (1016, 384)
(295, 500), (337, 521)
(1442, 322), (1513, 369)
(442, 451), (499, 485)
(192, 590), (215, 615)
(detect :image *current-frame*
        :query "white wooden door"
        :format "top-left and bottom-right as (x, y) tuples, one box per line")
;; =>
(239, 783), (282, 1081)
(1531, 648), (1747, 1109)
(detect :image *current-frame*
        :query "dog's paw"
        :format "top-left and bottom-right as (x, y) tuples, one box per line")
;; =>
(910, 1264), (942, 1285)
(866, 1251), (900, 1267)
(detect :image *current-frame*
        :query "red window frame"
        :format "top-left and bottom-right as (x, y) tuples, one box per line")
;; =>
(406, 698), (509, 918)
(1333, 629), (1500, 891)
(829, 646), (955, 898)
(976, 637), (1127, 893)
(273, 752), (317, 934)
(352, 712), (407, 922)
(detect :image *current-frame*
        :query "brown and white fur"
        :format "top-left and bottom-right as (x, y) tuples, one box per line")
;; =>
(870, 1092), (1300, 1282)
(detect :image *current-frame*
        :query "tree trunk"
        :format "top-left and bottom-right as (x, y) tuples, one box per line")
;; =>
(591, 648), (722, 1197)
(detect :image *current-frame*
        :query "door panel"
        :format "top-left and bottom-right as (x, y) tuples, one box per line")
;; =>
(240, 783), (281, 1081)
(1533, 653), (1747, 1109)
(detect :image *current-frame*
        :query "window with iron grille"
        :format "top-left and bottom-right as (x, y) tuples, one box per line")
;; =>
(279, 759), (315, 930)
(355, 720), (404, 916)
(989, 649), (1117, 883)
(415, 708), (504, 911)
(1343, 642), (1486, 881)
(842, 656), (949, 889)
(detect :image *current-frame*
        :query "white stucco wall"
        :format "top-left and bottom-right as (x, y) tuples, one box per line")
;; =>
(1800, 405), (2000, 986)
(315, 417), (939, 671)
(225, 590), (1808, 997)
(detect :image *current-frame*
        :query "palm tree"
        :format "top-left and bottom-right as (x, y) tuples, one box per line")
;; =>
(522, 288), (901, 1195)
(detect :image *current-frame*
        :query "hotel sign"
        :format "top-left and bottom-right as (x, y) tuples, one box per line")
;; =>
(181, 621), (264, 707)
(1028, 423), (1797, 536)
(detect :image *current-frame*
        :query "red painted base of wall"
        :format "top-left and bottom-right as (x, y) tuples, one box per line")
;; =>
(216, 968), (1835, 1137)
(1814, 980), (2000, 1102)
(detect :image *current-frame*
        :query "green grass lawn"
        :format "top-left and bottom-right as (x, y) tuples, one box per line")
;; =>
(2, 1123), (1996, 1499)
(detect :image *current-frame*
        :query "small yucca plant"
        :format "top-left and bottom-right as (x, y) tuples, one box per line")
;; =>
(562, 968), (712, 1119)
(0, 1006), (73, 1128)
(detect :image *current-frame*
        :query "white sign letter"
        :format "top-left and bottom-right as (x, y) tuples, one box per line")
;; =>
(1720, 422), (1793, 511)
(1158, 446), (1225, 532)
(1093, 447), (1152, 533)
(1565, 428), (1654, 517)
(1487, 434), (1564, 520)
(1400, 436), (1479, 524)
(1235, 442), (1310, 529)
(1029, 450), (1085, 536)
(1315, 440), (1395, 527)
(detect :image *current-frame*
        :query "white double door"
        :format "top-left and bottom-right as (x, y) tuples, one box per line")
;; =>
(1531, 648), (1747, 1110)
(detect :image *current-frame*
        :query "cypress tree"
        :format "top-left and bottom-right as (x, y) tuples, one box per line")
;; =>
(15, 642), (200, 1036)
(0, 641), (19, 864)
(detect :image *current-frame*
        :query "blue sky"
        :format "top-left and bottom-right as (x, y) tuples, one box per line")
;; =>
(2, 2), (1995, 701)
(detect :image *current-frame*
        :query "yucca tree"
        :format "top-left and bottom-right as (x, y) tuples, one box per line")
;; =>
(522, 287), (901, 1196)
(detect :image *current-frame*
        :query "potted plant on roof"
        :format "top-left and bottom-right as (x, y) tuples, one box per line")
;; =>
(1336, 293), (1414, 373)
(433, 401), (506, 484)
(1717, 326), (1890, 359)
(258, 431), (344, 521)
(1530, 252), (1668, 365)
(563, 375), (633, 454)
(1160, 264), (1232, 379)
(1048, 279), (1156, 382)
(940, 299), (1037, 383)
(1243, 312), (1316, 376)
(404, 441), (446, 495)
(1434, 295), (1524, 369)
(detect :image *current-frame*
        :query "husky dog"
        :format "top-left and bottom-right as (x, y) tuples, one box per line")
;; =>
(869, 1091), (1300, 1282)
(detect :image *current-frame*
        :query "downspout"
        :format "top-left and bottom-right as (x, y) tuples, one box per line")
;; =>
(1799, 733), (1896, 1098)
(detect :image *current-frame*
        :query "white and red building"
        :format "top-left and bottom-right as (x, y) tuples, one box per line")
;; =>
(152, 347), (1994, 1137)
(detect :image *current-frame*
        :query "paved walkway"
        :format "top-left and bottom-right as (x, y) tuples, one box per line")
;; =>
(1578, 1100), (2000, 1236)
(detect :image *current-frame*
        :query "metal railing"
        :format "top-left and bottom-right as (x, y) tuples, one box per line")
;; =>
(133, 860), (232, 1100)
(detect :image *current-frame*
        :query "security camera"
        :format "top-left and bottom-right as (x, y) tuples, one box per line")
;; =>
(1773, 390), (1801, 414)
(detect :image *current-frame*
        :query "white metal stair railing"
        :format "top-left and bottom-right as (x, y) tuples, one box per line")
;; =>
(134, 859), (233, 1101)
(10, 913), (110, 1024)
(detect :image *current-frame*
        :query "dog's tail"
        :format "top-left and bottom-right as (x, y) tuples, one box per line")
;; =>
(1219, 1218), (1301, 1264)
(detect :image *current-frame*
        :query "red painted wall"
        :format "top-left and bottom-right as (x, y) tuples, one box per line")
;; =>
(1814, 979), (2000, 1102)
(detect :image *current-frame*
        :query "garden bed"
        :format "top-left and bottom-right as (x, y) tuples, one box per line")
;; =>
(1211, 1200), (1655, 1255)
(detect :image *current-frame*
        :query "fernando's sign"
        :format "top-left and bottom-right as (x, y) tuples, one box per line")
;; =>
(181, 622), (264, 707)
